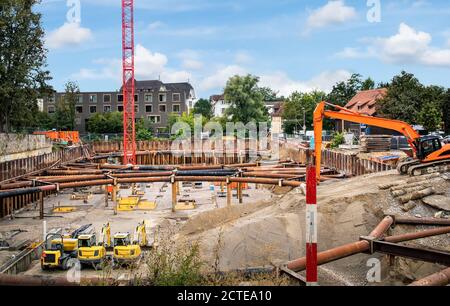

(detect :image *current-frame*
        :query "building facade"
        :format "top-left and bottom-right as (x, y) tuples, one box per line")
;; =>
(210, 94), (285, 118)
(42, 80), (196, 134)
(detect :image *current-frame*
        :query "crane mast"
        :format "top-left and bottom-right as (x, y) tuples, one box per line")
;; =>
(121, 0), (136, 165)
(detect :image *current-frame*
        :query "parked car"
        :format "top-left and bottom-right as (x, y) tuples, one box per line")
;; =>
(443, 136), (450, 144)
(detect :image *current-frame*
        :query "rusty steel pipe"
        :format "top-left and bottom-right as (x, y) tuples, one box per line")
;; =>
(392, 215), (450, 226)
(0, 274), (118, 286)
(409, 267), (450, 286)
(46, 169), (104, 175)
(385, 226), (450, 243)
(287, 216), (394, 272)
(0, 181), (33, 190)
(43, 175), (107, 183)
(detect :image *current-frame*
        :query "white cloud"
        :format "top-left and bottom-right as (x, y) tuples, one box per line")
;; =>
(306, 0), (357, 31)
(337, 23), (450, 67)
(234, 51), (253, 64)
(46, 22), (93, 49)
(199, 65), (351, 97)
(134, 44), (168, 79)
(147, 21), (165, 31)
(199, 65), (247, 92)
(72, 44), (191, 84)
(259, 70), (351, 97)
(177, 49), (204, 70)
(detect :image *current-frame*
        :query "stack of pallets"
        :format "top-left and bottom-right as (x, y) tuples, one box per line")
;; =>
(360, 135), (392, 152)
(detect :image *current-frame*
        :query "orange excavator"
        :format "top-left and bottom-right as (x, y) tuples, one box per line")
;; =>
(313, 101), (450, 182)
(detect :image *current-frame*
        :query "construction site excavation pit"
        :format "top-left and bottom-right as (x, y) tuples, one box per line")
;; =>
(1, 159), (449, 286)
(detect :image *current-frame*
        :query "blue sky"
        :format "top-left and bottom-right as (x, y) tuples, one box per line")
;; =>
(38, 0), (450, 98)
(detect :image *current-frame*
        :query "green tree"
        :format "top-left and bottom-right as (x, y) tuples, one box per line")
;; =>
(377, 72), (445, 129)
(282, 91), (326, 134)
(444, 89), (450, 134)
(327, 73), (375, 106)
(224, 74), (269, 124)
(54, 81), (79, 130)
(135, 118), (153, 140)
(0, 0), (52, 132)
(257, 86), (279, 101)
(34, 111), (54, 130)
(418, 103), (442, 132)
(87, 112), (123, 134)
(193, 98), (213, 119)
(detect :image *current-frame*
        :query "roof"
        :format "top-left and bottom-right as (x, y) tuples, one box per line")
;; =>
(271, 102), (284, 117)
(210, 94), (224, 102)
(122, 80), (193, 92)
(344, 88), (387, 116)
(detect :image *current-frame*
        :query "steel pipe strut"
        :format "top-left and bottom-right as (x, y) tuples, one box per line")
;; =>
(391, 215), (450, 226)
(409, 267), (450, 286)
(287, 216), (394, 272)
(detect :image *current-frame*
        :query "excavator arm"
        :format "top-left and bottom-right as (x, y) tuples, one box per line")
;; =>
(313, 101), (422, 182)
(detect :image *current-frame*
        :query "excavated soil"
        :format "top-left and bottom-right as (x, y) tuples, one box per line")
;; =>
(176, 170), (450, 285)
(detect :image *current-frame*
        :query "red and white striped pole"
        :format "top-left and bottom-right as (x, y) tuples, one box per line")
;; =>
(306, 155), (318, 286)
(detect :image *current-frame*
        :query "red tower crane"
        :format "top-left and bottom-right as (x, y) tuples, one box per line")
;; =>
(121, 0), (136, 165)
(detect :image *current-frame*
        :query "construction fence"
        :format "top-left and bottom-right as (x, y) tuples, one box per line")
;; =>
(280, 142), (393, 177)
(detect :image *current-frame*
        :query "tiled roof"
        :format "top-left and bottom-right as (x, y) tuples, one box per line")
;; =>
(344, 88), (387, 116)
(210, 94), (224, 102)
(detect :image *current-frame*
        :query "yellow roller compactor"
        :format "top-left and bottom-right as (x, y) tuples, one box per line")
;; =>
(41, 224), (92, 271)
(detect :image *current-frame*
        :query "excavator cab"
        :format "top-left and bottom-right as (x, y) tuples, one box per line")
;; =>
(78, 233), (107, 270)
(417, 136), (443, 160)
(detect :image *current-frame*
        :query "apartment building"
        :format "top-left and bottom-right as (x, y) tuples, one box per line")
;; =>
(42, 80), (196, 134)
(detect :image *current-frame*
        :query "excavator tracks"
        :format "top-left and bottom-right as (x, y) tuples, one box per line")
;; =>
(397, 159), (420, 175)
(406, 160), (450, 176)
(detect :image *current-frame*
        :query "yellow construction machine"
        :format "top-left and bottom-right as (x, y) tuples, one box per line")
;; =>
(40, 224), (92, 271)
(112, 221), (148, 265)
(77, 223), (111, 269)
(40, 233), (78, 270)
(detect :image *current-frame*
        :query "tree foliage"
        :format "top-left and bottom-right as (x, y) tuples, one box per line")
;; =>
(257, 86), (280, 101)
(54, 81), (79, 130)
(0, 0), (52, 132)
(193, 98), (213, 119)
(87, 112), (123, 134)
(224, 75), (269, 124)
(377, 71), (446, 131)
(282, 91), (326, 134)
(444, 89), (450, 134)
(326, 73), (375, 106)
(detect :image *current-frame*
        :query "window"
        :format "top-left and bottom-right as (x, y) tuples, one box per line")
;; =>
(118, 105), (124, 112)
(89, 94), (97, 103)
(103, 94), (111, 103)
(145, 105), (153, 113)
(145, 94), (153, 103)
(77, 95), (83, 103)
(134, 105), (139, 113)
(90, 106), (97, 113)
(75, 106), (83, 113)
(172, 104), (180, 113)
(104, 105), (111, 113)
(148, 115), (161, 123)
(172, 93), (181, 102)
(159, 93), (166, 102)
(159, 104), (166, 113)
(48, 106), (55, 114)
(118, 94), (138, 102)
(48, 95), (55, 103)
